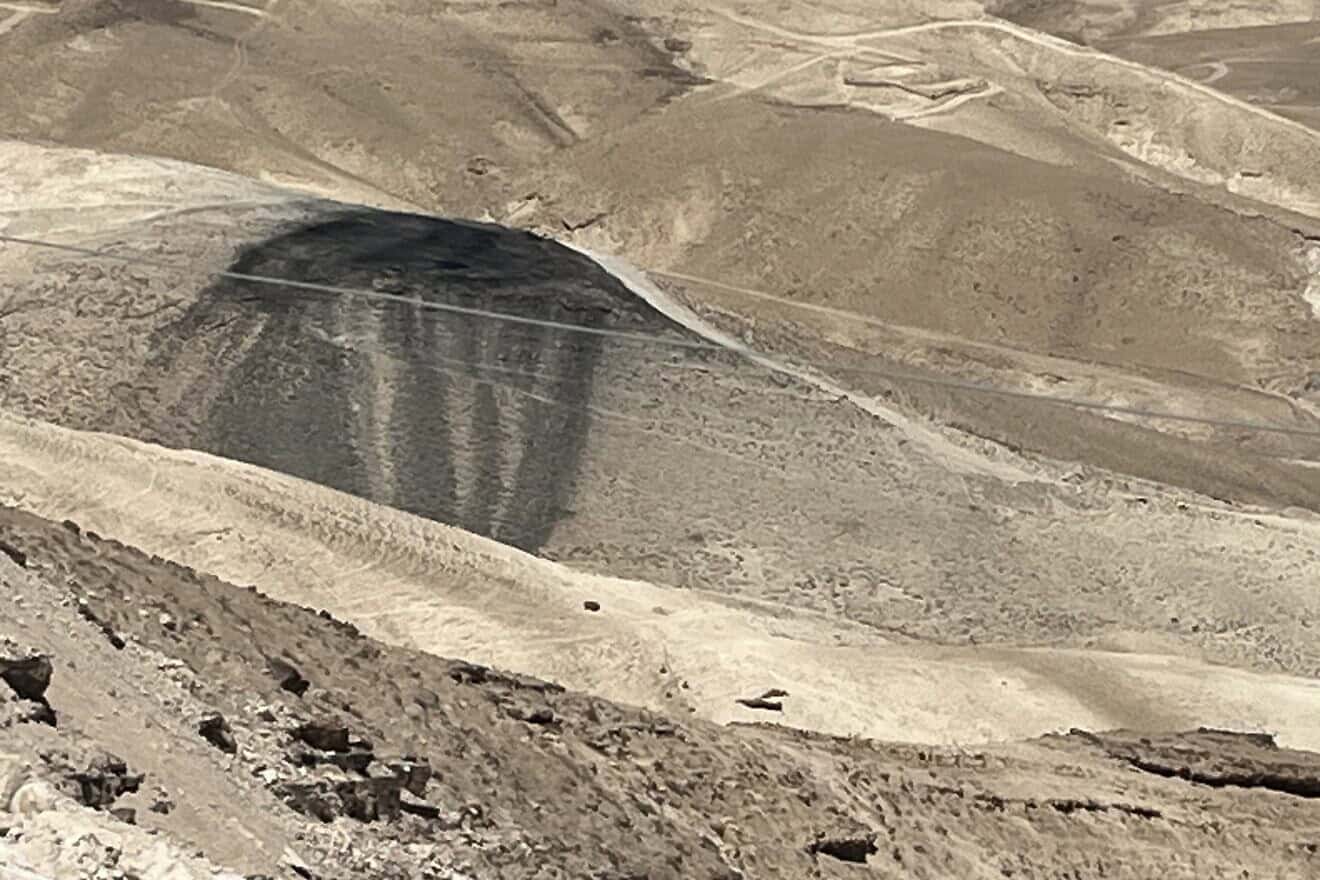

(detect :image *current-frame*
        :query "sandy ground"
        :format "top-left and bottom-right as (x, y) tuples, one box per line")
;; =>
(3, 410), (1320, 751)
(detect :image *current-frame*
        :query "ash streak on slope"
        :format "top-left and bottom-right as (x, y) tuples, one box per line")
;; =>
(136, 208), (706, 553)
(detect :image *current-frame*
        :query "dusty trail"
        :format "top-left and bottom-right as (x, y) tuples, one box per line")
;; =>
(0, 8), (27, 35)
(179, 0), (268, 16)
(714, 8), (1320, 145)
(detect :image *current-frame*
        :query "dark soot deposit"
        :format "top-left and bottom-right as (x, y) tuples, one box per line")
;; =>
(139, 208), (702, 552)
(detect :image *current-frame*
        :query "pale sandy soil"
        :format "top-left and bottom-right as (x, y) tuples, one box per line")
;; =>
(3, 406), (1320, 750)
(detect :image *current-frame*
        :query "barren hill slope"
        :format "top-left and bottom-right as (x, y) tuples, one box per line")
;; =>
(4, 0), (1320, 510)
(3, 507), (1320, 879)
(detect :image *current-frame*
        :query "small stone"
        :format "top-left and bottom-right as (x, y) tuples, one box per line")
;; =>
(583, 601), (601, 612)
(267, 658), (310, 697)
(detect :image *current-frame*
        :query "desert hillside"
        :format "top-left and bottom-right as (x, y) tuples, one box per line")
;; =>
(4, 508), (1320, 878)
(3, 0), (1320, 877)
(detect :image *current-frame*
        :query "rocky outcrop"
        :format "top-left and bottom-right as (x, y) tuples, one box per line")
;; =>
(0, 644), (55, 726)
(267, 657), (310, 697)
(65, 755), (144, 810)
(271, 717), (442, 825)
(1074, 728), (1320, 799)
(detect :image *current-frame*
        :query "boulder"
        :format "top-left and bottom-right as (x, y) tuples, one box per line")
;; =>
(388, 758), (431, 797)
(0, 653), (52, 702)
(198, 713), (238, 755)
(291, 721), (351, 753)
(267, 658), (310, 697)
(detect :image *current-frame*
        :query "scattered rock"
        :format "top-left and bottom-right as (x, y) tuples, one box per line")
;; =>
(583, 600), (601, 612)
(109, 805), (137, 825)
(68, 755), (144, 808)
(279, 775), (407, 823)
(267, 657), (310, 697)
(758, 688), (789, 700)
(388, 758), (432, 797)
(663, 36), (693, 53)
(150, 791), (175, 815)
(198, 712), (238, 755)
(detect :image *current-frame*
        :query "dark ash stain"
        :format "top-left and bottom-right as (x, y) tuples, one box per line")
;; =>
(134, 208), (697, 553)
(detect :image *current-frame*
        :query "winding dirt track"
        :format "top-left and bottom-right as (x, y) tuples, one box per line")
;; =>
(715, 7), (1320, 143)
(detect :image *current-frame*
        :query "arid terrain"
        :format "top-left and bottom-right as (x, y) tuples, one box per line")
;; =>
(4, 510), (1320, 878)
(3, 0), (1320, 877)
